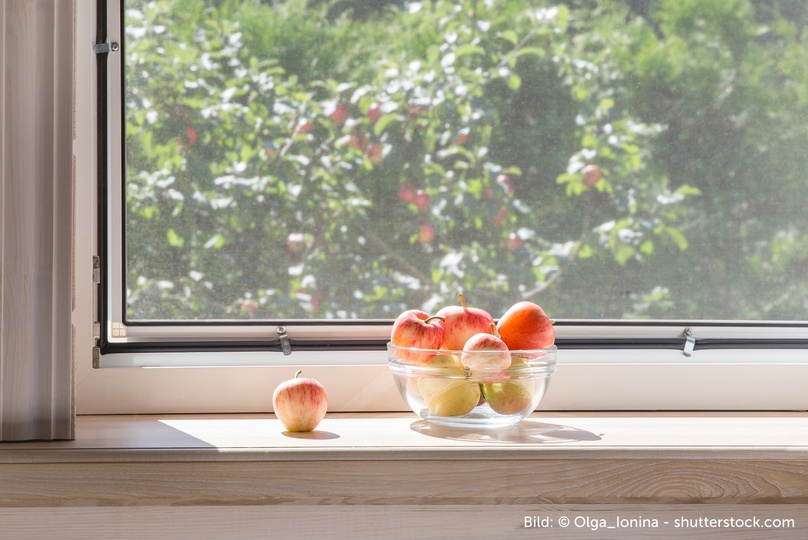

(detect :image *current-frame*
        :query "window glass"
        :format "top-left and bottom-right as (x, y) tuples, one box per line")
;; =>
(123, 0), (808, 322)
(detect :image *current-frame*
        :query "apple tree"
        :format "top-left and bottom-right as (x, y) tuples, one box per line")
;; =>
(123, 0), (808, 321)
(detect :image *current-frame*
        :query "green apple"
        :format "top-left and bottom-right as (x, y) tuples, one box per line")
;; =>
(481, 356), (535, 415)
(418, 354), (481, 417)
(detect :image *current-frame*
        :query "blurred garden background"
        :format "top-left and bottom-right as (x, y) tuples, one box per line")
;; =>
(123, 0), (808, 321)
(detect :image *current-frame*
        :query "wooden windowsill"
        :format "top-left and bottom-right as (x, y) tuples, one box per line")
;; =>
(1, 411), (807, 506)
(2, 411), (807, 537)
(2, 411), (808, 462)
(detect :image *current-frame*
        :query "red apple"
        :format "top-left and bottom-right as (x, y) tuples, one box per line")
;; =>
(461, 323), (511, 372)
(390, 309), (446, 364)
(186, 126), (198, 146)
(453, 129), (469, 146)
(349, 131), (368, 151)
(418, 222), (435, 244)
(506, 232), (522, 251)
(365, 142), (382, 164)
(240, 298), (259, 314)
(582, 164), (602, 188)
(398, 183), (416, 204)
(272, 370), (329, 432)
(328, 102), (348, 124)
(436, 293), (496, 351)
(496, 300), (555, 350)
(286, 232), (305, 252)
(367, 102), (382, 123)
(414, 190), (430, 211)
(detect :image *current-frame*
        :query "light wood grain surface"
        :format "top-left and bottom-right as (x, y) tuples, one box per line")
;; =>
(1, 412), (806, 537)
(3, 411), (807, 456)
(0, 412), (806, 506)
(0, 0), (75, 442)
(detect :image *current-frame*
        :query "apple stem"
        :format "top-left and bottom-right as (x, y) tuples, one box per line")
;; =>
(425, 315), (446, 324)
(458, 292), (467, 308)
(294, 369), (303, 379)
(489, 322), (498, 336)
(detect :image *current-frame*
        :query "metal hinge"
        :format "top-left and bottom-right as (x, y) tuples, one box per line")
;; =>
(92, 325), (101, 368)
(93, 42), (119, 54)
(92, 255), (102, 368)
(92, 255), (101, 284)
(682, 328), (696, 357)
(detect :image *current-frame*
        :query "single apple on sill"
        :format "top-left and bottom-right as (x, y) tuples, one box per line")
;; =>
(272, 370), (329, 432)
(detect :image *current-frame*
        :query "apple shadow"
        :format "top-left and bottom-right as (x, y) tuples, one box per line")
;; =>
(410, 419), (601, 444)
(281, 430), (340, 440)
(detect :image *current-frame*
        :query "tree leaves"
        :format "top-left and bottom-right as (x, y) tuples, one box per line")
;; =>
(123, 0), (808, 321)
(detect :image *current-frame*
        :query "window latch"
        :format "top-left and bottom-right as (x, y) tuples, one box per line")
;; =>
(276, 326), (292, 356)
(682, 328), (696, 357)
(93, 42), (119, 54)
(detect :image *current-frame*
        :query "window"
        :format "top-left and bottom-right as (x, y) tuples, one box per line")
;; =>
(80, 0), (808, 413)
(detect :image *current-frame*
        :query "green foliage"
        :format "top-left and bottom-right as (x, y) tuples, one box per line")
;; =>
(124, 0), (808, 321)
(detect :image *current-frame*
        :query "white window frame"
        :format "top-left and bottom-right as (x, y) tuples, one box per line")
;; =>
(73, 0), (808, 415)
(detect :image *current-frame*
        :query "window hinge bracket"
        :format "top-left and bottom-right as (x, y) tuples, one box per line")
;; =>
(93, 42), (119, 55)
(92, 255), (102, 368)
(276, 326), (292, 356)
(683, 328), (696, 357)
(92, 255), (101, 284)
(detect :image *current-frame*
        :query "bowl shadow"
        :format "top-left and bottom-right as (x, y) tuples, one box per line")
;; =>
(410, 419), (601, 444)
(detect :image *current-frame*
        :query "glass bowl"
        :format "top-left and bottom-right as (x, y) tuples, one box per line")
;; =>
(387, 343), (557, 428)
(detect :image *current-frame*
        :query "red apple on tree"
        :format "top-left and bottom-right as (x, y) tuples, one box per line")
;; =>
(418, 222), (435, 244)
(349, 131), (368, 151)
(286, 232), (305, 252)
(399, 183), (416, 204)
(365, 142), (383, 164)
(436, 293), (495, 351)
(453, 129), (469, 146)
(390, 309), (446, 364)
(240, 298), (259, 314)
(367, 102), (382, 123)
(186, 126), (198, 146)
(272, 370), (329, 432)
(414, 190), (430, 211)
(506, 232), (522, 251)
(328, 102), (348, 124)
(582, 164), (603, 188)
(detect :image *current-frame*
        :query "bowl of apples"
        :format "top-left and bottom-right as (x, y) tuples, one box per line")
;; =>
(387, 295), (557, 429)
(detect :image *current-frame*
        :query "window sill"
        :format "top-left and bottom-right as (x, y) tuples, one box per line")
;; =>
(1, 412), (807, 535)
